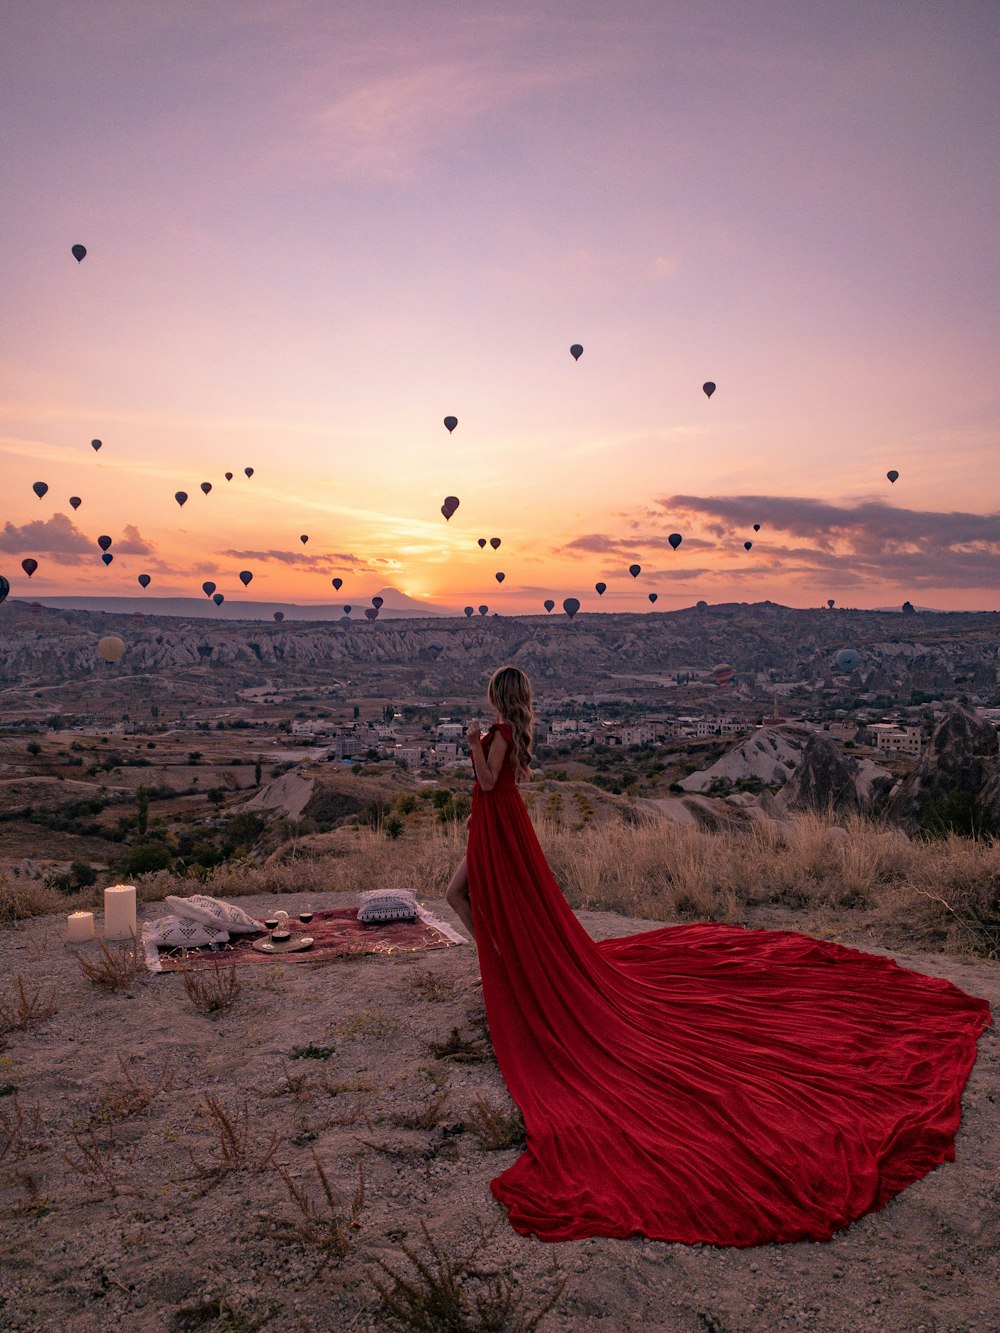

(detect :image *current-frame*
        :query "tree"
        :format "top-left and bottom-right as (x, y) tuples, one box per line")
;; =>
(353, 705), (360, 720)
(26, 741), (41, 757)
(254, 760), (262, 786)
(135, 785), (149, 835)
(208, 786), (226, 809)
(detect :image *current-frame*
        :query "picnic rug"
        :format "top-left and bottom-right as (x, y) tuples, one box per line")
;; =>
(143, 906), (466, 973)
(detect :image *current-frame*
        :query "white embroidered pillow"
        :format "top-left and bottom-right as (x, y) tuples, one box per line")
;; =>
(357, 889), (419, 923)
(142, 915), (231, 948)
(165, 894), (263, 933)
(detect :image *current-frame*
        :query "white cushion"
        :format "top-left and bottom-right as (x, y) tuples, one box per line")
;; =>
(142, 915), (231, 948)
(165, 894), (263, 933)
(357, 889), (419, 922)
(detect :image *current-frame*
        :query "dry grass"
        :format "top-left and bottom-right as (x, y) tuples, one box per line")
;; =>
(387, 1088), (451, 1130)
(62, 1119), (126, 1199)
(183, 1094), (279, 1187)
(466, 1094), (527, 1151)
(0, 1095), (47, 1165)
(74, 934), (147, 992)
(368, 1218), (566, 1332)
(0, 975), (59, 1038)
(181, 960), (242, 1014)
(272, 1151), (365, 1273)
(91, 1054), (175, 1124)
(426, 1025), (490, 1064)
(402, 967), (457, 1001)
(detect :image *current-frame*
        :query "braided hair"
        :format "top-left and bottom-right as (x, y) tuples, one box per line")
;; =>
(487, 665), (533, 781)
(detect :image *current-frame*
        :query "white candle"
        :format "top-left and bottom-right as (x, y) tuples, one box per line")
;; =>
(66, 910), (95, 942)
(104, 885), (137, 941)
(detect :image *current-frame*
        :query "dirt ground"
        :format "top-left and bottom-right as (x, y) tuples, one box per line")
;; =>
(1, 893), (996, 1333)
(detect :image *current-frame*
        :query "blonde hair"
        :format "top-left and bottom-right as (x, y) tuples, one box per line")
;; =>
(488, 665), (533, 781)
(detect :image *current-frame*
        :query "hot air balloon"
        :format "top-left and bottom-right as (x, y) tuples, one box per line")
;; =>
(91, 440), (102, 452)
(98, 636), (125, 663)
(753, 523), (761, 532)
(490, 537), (501, 551)
(213, 592), (225, 606)
(331, 578), (343, 591)
(827, 598), (835, 610)
(71, 244), (87, 263)
(238, 571), (253, 587)
(835, 648), (861, 673)
(343, 605), (352, 615)
(544, 599), (555, 612)
(703, 382), (716, 398)
(101, 553), (113, 566)
(97, 535), (112, 552)
(495, 572), (505, 584)
(887, 470), (899, 484)
(225, 472), (233, 481)
(372, 595), (384, 609)
(478, 605), (488, 616)
(464, 606), (474, 617)
(668, 533), (682, 550)
(477, 538), (487, 549)
(629, 564), (641, 578)
(244, 467), (254, 478)
(443, 416), (458, 433)
(22, 559), (38, 577)
(0, 576), (9, 604)
(32, 482), (48, 500)
(648, 593), (658, 603)
(175, 491), (188, 507)
(744, 541), (753, 551)
(202, 581), (216, 597)
(69, 496), (82, 510)
(273, 611), (284, 623)
(300, 535), (308, 544)
(137, 574), (151, 589)
(712, 662), (734, 686)
(441, 496), (460, 521)
(595, 582), (606, 596)
(200, 482), (212, 495)
(563, 597), (580, 618)
(570, 344), (583, 361)
(696, 599), (708, 610)
(365, 608), (378, 621)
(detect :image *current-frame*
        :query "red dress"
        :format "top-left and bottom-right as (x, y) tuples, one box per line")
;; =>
(466, 722), (993, 1246)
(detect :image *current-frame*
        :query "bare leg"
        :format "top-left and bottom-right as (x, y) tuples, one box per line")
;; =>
(445, 855), (476, 942)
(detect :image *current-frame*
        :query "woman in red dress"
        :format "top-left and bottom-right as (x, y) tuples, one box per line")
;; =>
(446, 665), (993, 1246)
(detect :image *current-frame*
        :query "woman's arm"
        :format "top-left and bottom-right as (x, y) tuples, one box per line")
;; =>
(467, 724), (508, 791)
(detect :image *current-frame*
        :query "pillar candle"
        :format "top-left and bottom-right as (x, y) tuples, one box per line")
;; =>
(66, 910), (95, 942)
(104, 884), (137, 941)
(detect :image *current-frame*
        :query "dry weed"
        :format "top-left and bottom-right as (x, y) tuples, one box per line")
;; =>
(170, 1291), (279, 1331)
(466, 1095), (526, 1150)
(369, 1218), (566, 1332)
(181, 960), (242, 1014)
(92, 1054), (175, 1124)
(333, 1007), (399, 1041)
(5, 1168), (55, 1218)
(0, 975), (59, 1037)
(63, 1119), (126, 1199)
(74, 934), (146, 992)
(0, 874), (64, 924)
(264, 1059), (313, 1102)
(387, 1089), (451, 1130)
(426, 1026), (489, 1064)
(403, 967), (457, 1001)
(0, 1095), (47, 1164)
(272, 1151), (365, 1274)
(183, 1094), (279, 1187)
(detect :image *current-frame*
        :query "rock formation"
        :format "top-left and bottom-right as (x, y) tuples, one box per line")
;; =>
(887, 706), (1000, 834)
(780, 733), (892, 814)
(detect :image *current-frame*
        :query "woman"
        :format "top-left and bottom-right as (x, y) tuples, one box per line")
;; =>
(446, 665), (992, 1247)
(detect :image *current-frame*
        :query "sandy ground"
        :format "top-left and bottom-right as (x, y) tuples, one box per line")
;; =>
(1, 894), (997, 1333)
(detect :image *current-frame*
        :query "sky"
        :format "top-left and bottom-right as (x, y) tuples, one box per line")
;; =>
(2, 0), (999, 615)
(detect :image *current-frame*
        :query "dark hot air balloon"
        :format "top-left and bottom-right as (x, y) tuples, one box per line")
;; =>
(477, 538), (486, 548)
(69, 496), (82, 510)
(343, 605), (352, 615)
(478, 605), (488, 616)
(331, 578), (343, 591)
(827, 598), (835, 609)
(200, 482), (212, 495)
(563, 597), (580, 618)
(443, 416), (458, 433)
(238, 571), (253, 587)
(753, 523), (761, 532)
(649, 593), (658, 603)
(32, 482), (48, 499)
(101, 553), (113, 566)
(202, 581), (216, 597)
(372, 596), (384, 609)
(744, 541), (753, 551)
(97, 535), (112, 552)
(441, 496), (460, 520)
(696, 599), (708, 610)
(703, 382), (716, 398)
(570, 344), (583, 361)
(668, 533), (682, 550)
(495, 572), (505, 583)
(629, 564), (641, 578)
(0, 576), (9, 604)
(365, 608), (378, 621)
(213, 592), (225, 606)
(175, 491), (188, 507)
(244, 467), (254, 478)
(225, 472), (233, 481)
(595, 582), (606, 596)
(887, 470), (899, 484)
(71, 244), (87, 262)
(464, 606), (474, 617)
(490, 537), (501, 551)
(137, 574), (151, 588)
(21, 559), (38, 577)
(544, 599), (555, 612)
(91, 440), (102, 452)
(835, 648), (861, 673)
(300, 535), (308, 544)
(273, 611), (284, 622)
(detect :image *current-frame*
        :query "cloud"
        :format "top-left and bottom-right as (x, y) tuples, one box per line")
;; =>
(221, 548), (366, 569)
(115, 524), (154, 556)
(0, 513), (91, 558)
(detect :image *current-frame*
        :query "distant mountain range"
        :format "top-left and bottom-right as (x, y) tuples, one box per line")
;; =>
(18, 587), (454, 620)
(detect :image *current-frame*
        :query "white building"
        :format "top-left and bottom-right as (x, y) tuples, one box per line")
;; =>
(869, 724), (922, 756)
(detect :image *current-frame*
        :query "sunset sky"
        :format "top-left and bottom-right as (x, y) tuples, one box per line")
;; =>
(2, 1), (998, 614)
